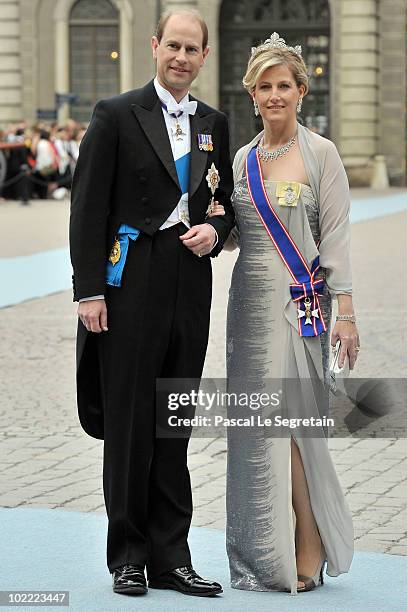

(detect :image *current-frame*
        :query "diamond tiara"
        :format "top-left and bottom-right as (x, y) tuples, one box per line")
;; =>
(251, 32), (302, 59)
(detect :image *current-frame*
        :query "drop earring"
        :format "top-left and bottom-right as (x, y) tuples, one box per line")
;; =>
(253, 99), (259, 116)
(296, 97), (303, 113)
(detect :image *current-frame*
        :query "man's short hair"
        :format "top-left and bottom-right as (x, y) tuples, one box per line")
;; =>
(155, 9), (209, 50)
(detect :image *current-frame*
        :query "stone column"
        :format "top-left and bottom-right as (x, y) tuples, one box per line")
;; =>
(113, 0), (135, 92)
(132, 0), (158, 87)
(0, 0), (22, 124)
(197, 0), (220, 109)
(163, 0), (195, 10)
(54, 17), (70, 124)
(338, 0), (379, 184)
(329, 0), (342, 147)
(19, 0), (41, 123)
(378, 0), (406, 185)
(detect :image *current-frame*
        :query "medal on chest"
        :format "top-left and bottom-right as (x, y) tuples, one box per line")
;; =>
(276, 181), (301, 207)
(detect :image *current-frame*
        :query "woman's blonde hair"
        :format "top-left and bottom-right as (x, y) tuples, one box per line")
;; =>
(243, 47), (309, 95)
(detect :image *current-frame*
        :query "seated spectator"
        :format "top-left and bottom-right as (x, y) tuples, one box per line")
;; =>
(70, 125), (87, 165)
(53, 126), (73, 196)
(0, 125), (31, 201)
(0, 118), (86, 201)
(31, 128), (59, 199)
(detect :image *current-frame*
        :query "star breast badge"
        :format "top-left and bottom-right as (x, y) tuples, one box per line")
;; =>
(206, 163), (220, 216)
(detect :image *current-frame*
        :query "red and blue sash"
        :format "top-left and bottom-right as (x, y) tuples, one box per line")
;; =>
(246, 146), (326, 337)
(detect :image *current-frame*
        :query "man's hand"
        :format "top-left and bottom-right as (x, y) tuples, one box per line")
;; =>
(179, 223), (216, 256)
(78, 299), (108, 333)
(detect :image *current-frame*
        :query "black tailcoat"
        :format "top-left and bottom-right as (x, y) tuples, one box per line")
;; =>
(70, 79), (234, 439)
(69, 80), (234, 573)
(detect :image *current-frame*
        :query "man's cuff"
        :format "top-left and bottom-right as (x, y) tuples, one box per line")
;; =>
(212, 229), (219, 250)
(79, 295), (105, 302)
(204, 223), (218, 251)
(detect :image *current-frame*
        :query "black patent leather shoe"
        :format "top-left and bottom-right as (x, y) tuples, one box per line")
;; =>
(149, 566), (222, 597)
(112, 564), (147, 595)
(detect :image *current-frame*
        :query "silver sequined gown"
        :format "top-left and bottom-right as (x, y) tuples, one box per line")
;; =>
(226, 176), (354, 595)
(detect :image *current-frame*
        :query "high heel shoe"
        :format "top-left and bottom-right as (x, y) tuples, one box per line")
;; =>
(297, 546), (327, 592)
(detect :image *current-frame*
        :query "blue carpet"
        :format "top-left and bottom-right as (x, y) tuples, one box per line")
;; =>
(0, 247), (71, 308)
(1, 193), (406, 309)
(349, 192), (407, 224)
(0, 508), (406, 611)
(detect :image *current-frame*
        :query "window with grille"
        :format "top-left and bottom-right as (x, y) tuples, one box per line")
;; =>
(69, 0), (120, 122)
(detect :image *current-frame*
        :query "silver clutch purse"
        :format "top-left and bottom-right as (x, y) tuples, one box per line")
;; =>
(329, 340), (350, 395)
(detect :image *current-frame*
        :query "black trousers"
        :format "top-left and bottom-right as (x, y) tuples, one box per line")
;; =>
(98, 224), (212, 576)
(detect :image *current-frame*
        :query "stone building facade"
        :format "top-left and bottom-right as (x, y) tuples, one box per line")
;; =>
(0, 0), (406, 185)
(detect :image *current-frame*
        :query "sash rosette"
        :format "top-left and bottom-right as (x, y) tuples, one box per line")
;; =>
(246, 146), (327, 337)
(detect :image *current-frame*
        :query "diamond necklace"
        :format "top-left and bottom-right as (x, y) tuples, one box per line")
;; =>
(257, 133), (296, 162)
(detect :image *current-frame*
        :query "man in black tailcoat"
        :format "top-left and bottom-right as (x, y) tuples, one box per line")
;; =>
(69, 8), (234, 597)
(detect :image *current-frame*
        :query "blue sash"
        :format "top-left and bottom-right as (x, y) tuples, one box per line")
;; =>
(175, 153), (191, 195)
(246, 146), (326, 337)
(106, 224), (140, 287)
(106, 121), (192, 287)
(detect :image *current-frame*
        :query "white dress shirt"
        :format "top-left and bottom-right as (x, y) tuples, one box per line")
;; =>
(154, 77), (194, 230)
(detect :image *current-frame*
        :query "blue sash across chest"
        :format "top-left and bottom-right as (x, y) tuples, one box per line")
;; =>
(245, 146), (326, 337)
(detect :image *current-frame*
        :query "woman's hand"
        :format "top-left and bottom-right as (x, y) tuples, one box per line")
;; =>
(330, 321), (360, 370)
(207, 200), (225, 217)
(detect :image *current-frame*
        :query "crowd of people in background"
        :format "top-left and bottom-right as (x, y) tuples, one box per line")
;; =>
(0, 119), (87, 202)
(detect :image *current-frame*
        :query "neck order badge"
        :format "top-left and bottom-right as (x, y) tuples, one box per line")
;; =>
(160, 99), (197, 141)
(160, 102), (185, 140)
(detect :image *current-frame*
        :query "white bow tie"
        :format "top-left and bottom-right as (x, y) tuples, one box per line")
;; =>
(166, 100), (197, 116)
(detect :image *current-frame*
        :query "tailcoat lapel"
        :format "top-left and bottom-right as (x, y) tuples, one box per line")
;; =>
(130, 82), (216, 200)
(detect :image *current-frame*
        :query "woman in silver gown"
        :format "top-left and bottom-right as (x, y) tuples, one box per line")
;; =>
(210, 34), (360, 595)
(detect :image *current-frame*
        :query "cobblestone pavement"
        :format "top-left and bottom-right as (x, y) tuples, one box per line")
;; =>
(0, 198), (406, 557)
